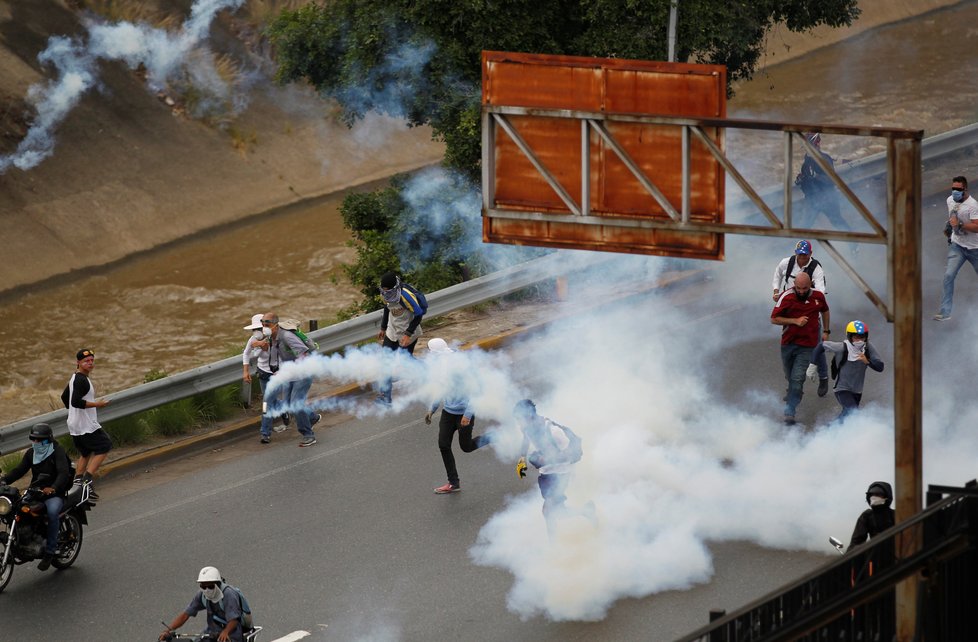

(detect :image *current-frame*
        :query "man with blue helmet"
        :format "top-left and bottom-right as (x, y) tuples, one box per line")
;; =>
(811, 320), (884, 421)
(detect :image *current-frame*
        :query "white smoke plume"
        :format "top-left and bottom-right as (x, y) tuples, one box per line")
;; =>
(0, 0), (245, 173)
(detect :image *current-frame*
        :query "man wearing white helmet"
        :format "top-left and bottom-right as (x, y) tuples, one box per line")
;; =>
(423, 338), (491, 494)
(160, 566), (248, 642)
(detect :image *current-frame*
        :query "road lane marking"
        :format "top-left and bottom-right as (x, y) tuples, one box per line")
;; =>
(269, 632), (311, 642)
(88, 420), (421, 536)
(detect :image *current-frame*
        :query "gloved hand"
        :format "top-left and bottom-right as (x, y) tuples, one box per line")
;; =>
(516, 457), (527, 479)
(806, 363), (818, 383)
(424, 412), (432, 425)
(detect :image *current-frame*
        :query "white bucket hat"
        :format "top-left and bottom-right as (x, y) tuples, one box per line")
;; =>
(243, 313), (263, 330)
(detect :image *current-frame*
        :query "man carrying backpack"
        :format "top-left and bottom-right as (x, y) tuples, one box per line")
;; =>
(376, 272), (426, 404)
(772, 240), (831, 398)
(160, 566), (253, 642)
(261, 312), (320, 447)
(513, 399), (584, 535)
(811, 320), (884, 422)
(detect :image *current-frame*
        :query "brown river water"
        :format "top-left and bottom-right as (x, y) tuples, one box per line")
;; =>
(2, 2), (977, 425)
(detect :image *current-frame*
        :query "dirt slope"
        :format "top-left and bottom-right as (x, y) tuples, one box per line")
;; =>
(0, 0), (443, 295)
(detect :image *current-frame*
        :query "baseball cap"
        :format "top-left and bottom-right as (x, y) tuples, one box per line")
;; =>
(794, 240), (812, 255)
(76, 349), (95, 361)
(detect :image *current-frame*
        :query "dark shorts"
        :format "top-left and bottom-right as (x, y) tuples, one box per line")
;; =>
(72, 429), (113, 456)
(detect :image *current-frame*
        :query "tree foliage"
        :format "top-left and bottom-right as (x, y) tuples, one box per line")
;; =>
(270, 0), (858, 176)
(269, 0), (859, 308)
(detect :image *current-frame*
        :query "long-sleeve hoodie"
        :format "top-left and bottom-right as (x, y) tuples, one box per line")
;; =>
(813, 340), (884, 394)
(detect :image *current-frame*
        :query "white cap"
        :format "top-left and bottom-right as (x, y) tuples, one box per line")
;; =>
(427, 338), (453, 354)
(243, 314), (263, 331)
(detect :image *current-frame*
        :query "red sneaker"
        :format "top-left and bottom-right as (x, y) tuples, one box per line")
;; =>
(434, 483), (461, 494)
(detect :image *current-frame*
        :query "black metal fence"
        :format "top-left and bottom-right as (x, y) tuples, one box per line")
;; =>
(677, 481), (978, 642)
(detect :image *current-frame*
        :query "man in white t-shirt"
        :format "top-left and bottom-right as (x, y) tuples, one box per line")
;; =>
(60, 349), (112, 496)
(935, 175), (978, 321)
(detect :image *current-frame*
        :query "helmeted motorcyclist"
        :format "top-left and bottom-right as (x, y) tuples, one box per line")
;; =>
(160, 566), (245, 642)
(0, 422), (72, 570)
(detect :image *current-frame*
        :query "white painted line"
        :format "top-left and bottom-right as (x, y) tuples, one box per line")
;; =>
(269, 631), (311, 642)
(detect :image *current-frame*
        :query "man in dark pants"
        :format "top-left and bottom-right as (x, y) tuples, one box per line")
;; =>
(376, 272), (425, 404)
(61, 348), (112, 497)
(513, 399), (584, 535)
(423, 338), (490, 494)
(795, 132), (849, 230)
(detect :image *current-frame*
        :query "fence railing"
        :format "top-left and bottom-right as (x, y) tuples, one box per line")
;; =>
(675, 481), (978, 642)
(0, 252), (604, 455)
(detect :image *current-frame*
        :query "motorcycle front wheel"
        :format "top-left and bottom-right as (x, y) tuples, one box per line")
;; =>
(52, 514), (83, 569)
(0, 546), (13, 593)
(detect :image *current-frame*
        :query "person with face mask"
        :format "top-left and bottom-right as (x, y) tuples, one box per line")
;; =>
(0, 423), (72, 570)
(849, 481), (895, 550)
(241, 313), (289, 443)
(811, 320), (884, 422)
(375, 272), (426, 404)
(934, 175), (978, 321)
(793, 132), (850, 230)
(771, 271), (830, 425)
(160, 566), (246, 642)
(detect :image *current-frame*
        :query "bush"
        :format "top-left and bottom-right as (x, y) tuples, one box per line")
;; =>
(144, 398), (198, 437)
(102, 415), (151, 447)
(192, 384), (241, 423)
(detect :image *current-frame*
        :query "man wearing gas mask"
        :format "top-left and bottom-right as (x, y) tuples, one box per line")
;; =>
(934, 175), (978, 321)
(771, 271), (831, 425)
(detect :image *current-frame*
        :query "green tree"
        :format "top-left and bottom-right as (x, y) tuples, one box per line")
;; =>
(269, 0), (858, 308)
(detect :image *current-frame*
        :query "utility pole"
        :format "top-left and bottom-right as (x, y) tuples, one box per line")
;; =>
(668, 0), (678, 62)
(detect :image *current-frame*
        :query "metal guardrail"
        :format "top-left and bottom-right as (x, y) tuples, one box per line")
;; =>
(0, 252), (603, 455)
(4, 122), (977, 457)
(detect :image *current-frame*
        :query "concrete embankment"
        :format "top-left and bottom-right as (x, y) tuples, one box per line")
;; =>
(0, 0), (960, 296)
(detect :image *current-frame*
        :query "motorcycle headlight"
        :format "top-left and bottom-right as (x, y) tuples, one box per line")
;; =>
(0, 496), (12, 516)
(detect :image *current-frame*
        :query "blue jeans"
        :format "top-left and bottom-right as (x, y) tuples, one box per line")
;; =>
(377, 336), (417, 402)
(44, 496), (63, 555)
(835, 390), (863, 422)
(257, 372), (281, 438)
(939, 243), (978, 317)
(780, 344), (813, 417)
(285, 378), (314, 438)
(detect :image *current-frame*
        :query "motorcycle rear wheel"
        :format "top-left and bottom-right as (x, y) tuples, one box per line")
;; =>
(52, 514), (83, 569)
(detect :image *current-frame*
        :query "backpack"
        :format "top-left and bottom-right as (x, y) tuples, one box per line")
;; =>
(561, 425), (583, 465)
(206, 584), (254, 630)
(399, 283), (428, 316)
(830, 350), (848, 382)
(278, 319), (319, 357)
(782, 255), (822, 292)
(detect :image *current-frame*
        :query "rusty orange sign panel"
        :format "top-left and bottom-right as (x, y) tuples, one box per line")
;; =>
(482, 51), (726, 260)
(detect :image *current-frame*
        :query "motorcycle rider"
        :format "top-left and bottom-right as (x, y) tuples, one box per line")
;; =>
(0, 423), (72, 570)
(160, 566), (245, 642)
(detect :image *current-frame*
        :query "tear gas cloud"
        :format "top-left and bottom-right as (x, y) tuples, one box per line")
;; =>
(0, 0), (246, 174)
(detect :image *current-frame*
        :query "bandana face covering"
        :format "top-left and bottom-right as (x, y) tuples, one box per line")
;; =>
(380, 276), (402, 305)
(32, 440), (54, 464)
(202, 585), (223, 602)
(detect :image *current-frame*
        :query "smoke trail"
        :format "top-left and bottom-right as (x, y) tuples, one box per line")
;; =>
(0, 0), (245, 173)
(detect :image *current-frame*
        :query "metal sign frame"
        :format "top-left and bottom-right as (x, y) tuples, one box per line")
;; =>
(483, 105), (922, 639)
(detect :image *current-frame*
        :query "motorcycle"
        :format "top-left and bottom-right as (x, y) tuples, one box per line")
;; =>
(0, 481), (94, 592)
(160, 624), (264, 642)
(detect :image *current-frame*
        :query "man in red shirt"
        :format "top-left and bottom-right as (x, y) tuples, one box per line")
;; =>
(771, 272), (831, 425)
